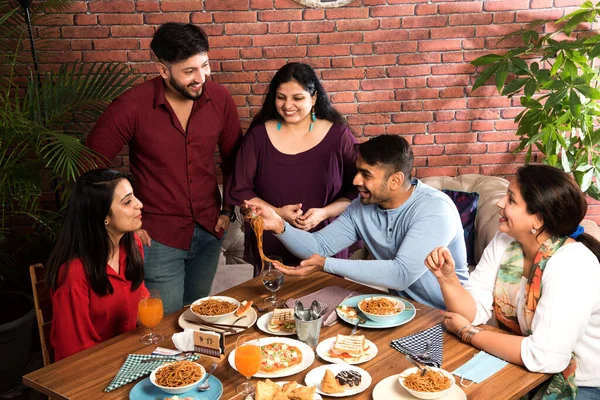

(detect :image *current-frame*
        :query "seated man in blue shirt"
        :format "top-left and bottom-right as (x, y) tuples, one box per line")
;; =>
(244, 135), (468, 309)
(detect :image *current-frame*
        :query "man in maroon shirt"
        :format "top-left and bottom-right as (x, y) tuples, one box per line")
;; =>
(87, 23), (242, 314)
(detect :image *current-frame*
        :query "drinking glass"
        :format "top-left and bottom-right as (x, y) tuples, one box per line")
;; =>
(261, 255), (284, 306)
(234, 334), (262, 394)
(138, 289), (164, 344)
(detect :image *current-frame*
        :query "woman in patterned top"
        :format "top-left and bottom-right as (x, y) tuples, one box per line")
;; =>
(424, 165), (600, 399)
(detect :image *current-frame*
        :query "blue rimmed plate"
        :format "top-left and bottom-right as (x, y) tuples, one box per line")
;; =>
(129, 375), (223, 400)
(336, 294), (416, 329)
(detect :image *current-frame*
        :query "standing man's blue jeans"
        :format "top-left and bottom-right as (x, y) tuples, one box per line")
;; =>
(143, 225), (225, 315)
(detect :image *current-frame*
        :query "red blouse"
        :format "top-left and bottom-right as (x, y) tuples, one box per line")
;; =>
(50, 239), (149, 361)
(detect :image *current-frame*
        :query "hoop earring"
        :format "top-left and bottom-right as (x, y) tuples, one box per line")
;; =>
(309, 106), (316, 132)
(530, 228), (537, 234)
(105, 219), (109, 225)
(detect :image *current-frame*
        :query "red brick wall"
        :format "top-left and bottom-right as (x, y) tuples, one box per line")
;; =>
(31, 0), (599, 219)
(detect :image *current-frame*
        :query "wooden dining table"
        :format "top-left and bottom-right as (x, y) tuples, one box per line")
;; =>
(23, 272), (550, 399)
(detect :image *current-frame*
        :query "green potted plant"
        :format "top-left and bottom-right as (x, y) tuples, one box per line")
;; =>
(471, 1), (600, 198)
(0, 0), (137, 392)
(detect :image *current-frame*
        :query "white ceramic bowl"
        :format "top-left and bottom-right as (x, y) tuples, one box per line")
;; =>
(398, 367), (455, 399)
(357, 296), (405, 324)
(190, 295), (240, 323)
(150, 362), (206, 395)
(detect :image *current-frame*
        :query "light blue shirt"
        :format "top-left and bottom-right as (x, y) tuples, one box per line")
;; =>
(277, 179), (468, 309)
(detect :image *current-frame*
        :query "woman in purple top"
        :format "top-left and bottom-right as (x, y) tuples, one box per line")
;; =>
(226, 62), (358, 275)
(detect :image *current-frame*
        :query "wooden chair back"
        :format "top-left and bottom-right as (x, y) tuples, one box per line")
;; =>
(29, 263), (54, 366)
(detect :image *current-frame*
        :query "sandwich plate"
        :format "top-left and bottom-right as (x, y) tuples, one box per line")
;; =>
(372, 374), (466, 400)
(257, 311), (296, 336)
(228, 337), (315, 379)
(178, 306), (257, 336)
(336, 294), (416, 329)
(316, 336), (378, 365)
(304, 364), (371, 398)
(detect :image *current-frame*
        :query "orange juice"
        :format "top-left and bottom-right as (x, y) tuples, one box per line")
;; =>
(235, 344), (262, 378)
(138, 297), (163, 328)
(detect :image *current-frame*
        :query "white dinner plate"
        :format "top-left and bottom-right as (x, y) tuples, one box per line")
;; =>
(372, 374), (466, 400)
(315, 336), (378, 365)
(244, 381), (322, 400)
(336, 294), (416, 329)
(257, 311), (296, 336)
(178, 306), (257, 336)
(228, 337), (315, 379)
(304, 364), (372, 397)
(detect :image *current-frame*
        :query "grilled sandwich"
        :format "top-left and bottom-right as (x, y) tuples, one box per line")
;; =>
(267, 308), (296, 333)
(330, 334), (366, 358)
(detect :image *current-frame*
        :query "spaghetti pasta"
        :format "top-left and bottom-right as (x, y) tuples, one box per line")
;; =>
(192, 298), (237, 316)
(248, 214), (290, 273)
(403, 369), (452, 393)
(358, 297), (402, 315)
(154, 360), (204, 387)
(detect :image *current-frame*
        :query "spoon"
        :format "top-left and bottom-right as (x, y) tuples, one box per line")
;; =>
(309, 300), (321, 320)
(405, 354), (428, 376)
(294, 300), (305, 320)
(197, 362), (217, 391)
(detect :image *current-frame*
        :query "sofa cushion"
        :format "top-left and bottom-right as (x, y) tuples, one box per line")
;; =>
(442, 189), (479, 265)
(421, 175), (509, 265)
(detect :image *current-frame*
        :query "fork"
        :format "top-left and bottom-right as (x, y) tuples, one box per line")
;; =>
(351, 318), (360, 335)
(417, 339), (432, 360)
(405, 354), (428, 376)
(140, 352), (193, 363)
(232, 315), (248, 326)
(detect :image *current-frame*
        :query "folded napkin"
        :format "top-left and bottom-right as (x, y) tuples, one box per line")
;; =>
(172, 329), (196, 352)
(390, 323), (443, 368)
(285, 286), (361, 327)
(104, 353), (200, 392)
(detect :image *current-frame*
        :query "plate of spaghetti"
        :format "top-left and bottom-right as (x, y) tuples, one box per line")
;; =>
(336, 294), (415, 329)
(358, 296), (405, 323)
(399, 367), (455, 399)
(190, 296), (240, 323)
(372, 371), (465, 400)
(130, 372), (223, 399)
(149, 361), (205, 395)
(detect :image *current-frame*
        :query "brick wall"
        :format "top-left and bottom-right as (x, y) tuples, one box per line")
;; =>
(30, 0), (599, 220)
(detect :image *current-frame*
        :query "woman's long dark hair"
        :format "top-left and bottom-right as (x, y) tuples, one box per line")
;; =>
(517, 164), (600, 261)
(251, 62), (346, 128)
(46, 169), (144, 295)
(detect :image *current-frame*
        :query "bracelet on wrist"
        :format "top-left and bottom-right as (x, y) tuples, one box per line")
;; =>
(457, 324), (471, 338)
(273, 221), (286, 236)
(461, 325), (481, 344)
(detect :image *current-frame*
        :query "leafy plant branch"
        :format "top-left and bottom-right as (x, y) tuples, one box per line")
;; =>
(471, 1), (600, 199)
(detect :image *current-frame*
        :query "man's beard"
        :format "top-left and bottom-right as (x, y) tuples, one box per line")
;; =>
(169, 75), (203, 101)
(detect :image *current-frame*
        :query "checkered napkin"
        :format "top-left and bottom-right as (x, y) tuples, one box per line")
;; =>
(390, 323), (443, 368)
(103, 353), (200, 392)
(285, 286), (361, 327)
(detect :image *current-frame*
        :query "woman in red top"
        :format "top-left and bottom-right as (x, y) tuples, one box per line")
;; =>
(46, 169), (149, 361)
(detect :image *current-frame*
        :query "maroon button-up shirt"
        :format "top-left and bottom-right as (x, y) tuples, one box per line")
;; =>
(87, 77), (242, 250)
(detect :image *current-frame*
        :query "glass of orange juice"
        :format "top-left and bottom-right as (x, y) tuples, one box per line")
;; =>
(234, 334), (262, 394)
(138, 289), (164, 344)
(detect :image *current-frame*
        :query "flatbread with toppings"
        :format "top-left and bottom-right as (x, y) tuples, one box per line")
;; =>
(260, 342), (303, 374)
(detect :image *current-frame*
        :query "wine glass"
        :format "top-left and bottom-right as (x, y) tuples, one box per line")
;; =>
(261, 255), (284, 306)
(138, 289), (164, 344)
(234, 334), (262, 394)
